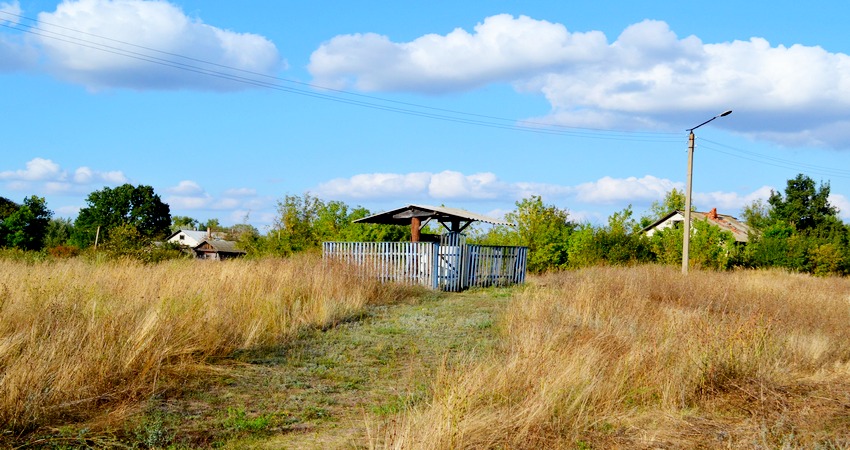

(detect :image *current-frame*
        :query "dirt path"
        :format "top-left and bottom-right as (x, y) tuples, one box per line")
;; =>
(152, 288), (512, 449)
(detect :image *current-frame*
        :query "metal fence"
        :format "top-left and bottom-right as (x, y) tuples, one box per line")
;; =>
(322, 234), (527, 291)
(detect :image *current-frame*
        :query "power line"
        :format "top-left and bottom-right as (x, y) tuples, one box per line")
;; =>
(0, 9), (681, 143)
(698, 137), (850, 179)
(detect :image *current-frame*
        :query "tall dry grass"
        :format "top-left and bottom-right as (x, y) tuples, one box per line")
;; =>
(384, 266), (850, 449)
(0, 254), (419, 433)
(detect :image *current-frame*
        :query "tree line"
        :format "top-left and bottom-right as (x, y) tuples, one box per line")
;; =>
(1, 174), (849, 275)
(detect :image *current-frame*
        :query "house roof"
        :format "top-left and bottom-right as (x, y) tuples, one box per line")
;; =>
(195, 239), (246, 254)
(166, 229), (228, 242)
(642, 209), (754, 242)
(353, 204), (511, 228)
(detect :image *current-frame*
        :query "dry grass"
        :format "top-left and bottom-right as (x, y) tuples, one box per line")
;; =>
(383, 266), (850, 449)
(0, 254), (420, 435)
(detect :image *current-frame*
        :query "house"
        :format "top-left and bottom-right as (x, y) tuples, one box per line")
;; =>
(166, 229), (245, 260)
(193, 238), (246, 260)
(166, 229), (228, 248)
(642, 208), (754, 243)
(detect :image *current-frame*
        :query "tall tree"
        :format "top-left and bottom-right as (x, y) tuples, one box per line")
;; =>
(0, 196), (52, 250)
(74, 184), (171, 247)
(768, 174), (840, 236)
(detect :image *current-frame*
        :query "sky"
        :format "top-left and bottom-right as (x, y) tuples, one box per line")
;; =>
(3, 0), (850, 232)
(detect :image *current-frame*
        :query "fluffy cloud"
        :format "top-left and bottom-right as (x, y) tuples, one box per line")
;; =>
(310, 14), (605, 93)
(316, 172), (432, 200)
(0, 157), (63, 181)
(315, 170), (781, 219)
(19, 0), (283, 90)
(573, 175), (681, 204)
(163, 180), (269, 213)
(0, 157), (128, 194)
(0, 1), (20, 24)
(828, 193), (850, 220)
(310, 16), (850, 149)
(693, 186), (774, 213)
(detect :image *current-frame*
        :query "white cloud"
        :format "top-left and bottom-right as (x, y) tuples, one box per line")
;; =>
(316, 170), (687, 206)
(310, 14), (605, 93)
(693, 185), (774, 213)
(73, 166), (128, 184)
(829, 193), (850, 220)
(428, 171), (507, 199)
(316, 172), (432, 200)
(310, 16), (850, 149)
(0, 157), (64, 181)
(30, 0), (283, 91)
(0, 1), (20, 24)
(163, 180), (270, 217)
(167, 180), (204, 195)
(573, 175), (680, 204)
(0, 158), (127, 194)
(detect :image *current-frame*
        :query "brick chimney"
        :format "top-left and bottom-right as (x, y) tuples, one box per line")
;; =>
(207, 227), (212, 239)
(708, 208), (718, 220)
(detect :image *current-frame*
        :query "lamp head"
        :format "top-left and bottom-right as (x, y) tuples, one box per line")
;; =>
(718, 110), (733, 117)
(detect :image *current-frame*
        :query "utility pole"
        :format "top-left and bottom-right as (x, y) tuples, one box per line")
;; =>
(682, 110), (732, 275)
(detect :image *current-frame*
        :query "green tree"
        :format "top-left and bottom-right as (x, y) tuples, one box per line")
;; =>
(688, 219), (738, 270)
(741, 199), (771, 231)
(171, 215), (199, 232)
(0, 196), (18, 219)
(640, 188), (690, 228)
(73, 184), (171, 247)
(0, 196), (52, 250)
(43, 217), (75, 248)
(505, 196), (574, 273)
(768, 173), (840, 236)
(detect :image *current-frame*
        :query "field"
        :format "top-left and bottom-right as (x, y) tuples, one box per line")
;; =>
(2, 258), (850, 448)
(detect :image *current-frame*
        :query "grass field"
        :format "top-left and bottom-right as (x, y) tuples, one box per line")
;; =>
(2, 259), (850, 448)
(383, 266), (850, 449)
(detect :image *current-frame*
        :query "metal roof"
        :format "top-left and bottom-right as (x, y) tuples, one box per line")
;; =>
(353, 204), (511, 227)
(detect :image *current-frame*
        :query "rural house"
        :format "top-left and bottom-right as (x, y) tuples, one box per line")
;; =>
(642, 208), (754, 243)
(166, 229), (245, 260)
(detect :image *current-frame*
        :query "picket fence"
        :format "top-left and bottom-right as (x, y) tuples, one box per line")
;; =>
(322, 234), (527, 292)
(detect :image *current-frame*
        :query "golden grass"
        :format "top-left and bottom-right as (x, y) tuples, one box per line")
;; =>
(383, 266), (850, 449)
(0, 254), (419, 433)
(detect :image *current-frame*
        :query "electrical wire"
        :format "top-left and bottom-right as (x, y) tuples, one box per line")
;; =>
(698, 137), (850, 179)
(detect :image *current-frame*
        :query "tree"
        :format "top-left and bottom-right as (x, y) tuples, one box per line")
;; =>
(505, 196), (574, 273)
(0, 196), (52, 250)
(73, 184), (171, 247)
(768, 174), (840, 236)
(741, 199), (771, 231)
(640, 188), (690, 228)
(0, 196), (18, 219)
(171, 215), (199, 232)
(43, 217), (75, 248)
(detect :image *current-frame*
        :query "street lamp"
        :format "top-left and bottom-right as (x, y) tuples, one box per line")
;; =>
(682, 110), (732, 274)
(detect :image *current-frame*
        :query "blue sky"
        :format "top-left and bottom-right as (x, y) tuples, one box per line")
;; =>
(3, 0), (850, 231)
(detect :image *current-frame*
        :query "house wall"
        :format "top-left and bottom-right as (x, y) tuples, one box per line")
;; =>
(167, 231), (204, 248)
(644, 212), (684, 237)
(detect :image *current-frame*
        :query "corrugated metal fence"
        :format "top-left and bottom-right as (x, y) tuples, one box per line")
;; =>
(322, 234), (527, 291)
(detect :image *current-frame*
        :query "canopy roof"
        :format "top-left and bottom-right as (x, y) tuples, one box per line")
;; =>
(354, 204), (511, 232)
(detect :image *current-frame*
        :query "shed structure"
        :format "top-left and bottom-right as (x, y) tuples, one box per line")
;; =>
(323, 204), (527, 291)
